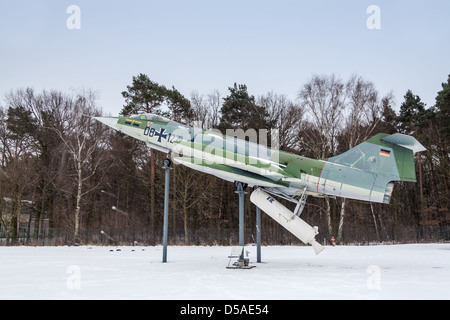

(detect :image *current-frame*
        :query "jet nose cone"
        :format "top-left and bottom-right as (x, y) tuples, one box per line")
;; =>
(94, 117), (119, 128)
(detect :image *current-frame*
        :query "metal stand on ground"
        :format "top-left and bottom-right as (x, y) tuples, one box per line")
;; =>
(162, 158), (172, 263)
(226, 182), (258, 269)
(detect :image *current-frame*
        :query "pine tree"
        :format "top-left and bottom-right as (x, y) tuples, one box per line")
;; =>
(219, 83), (271, 132)
(165, 86), (193, 123)
(121, 73), (168, 115)
(397, 90), (427, 135)
(434, 75), (450, 141)
(121, 74), (168, 240)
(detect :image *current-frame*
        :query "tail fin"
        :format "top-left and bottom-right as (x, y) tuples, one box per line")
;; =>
(326, 133), (426, 204)
(329, 133), (426, 183)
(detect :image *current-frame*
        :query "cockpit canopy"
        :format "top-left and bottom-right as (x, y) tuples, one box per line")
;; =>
(130, 113), (171, 123)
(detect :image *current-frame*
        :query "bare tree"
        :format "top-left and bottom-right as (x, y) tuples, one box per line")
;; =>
(190, 89), (223, 130)
(207, 90), (222, 129)
(297, 74), (393, 243)
(336, 75), (392, 243)
(49, 90), (111, 241)
(342, 75), (390, 149)
(298, 74), (346, 159)
(297, 74), (346, 237)
(175, 166), (202, 245)
(190, 90), (209, 129)
(258, 91), (303, 151)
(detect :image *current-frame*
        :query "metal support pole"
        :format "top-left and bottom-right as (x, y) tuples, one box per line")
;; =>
(235, 182), (247, 259)
(162, 159), (171, 263)
(256, 206), (262, 263)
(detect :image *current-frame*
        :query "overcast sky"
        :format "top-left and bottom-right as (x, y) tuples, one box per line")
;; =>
(1, 0), (449, 115)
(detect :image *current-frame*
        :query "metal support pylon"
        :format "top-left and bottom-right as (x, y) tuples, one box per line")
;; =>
(162, 158), (172, 263)
(256, 206), (262, 263)
(235, 182), (247, 260)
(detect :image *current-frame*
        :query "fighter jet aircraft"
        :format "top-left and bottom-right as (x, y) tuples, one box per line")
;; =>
(95, 113), (426, 254)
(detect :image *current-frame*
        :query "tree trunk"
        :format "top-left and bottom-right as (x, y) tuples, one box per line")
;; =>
(183, 201), (189, 245)
(74, 159), (82, 240)
(172, 164), (178, 239)
(325, 196), (333, 239)
(377, 203), (387, 242)
(0, 218), (10, 246)
(370, 202), (380, 242)
(337, 198), (346, 244)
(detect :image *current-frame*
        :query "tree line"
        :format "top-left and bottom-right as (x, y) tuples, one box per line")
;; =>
(0, 73), (449, 246)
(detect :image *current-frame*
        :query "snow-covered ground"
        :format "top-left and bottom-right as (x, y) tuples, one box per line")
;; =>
(0, 244), (449, 300)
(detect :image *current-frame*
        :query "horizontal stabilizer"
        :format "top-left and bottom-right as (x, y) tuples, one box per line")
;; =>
(380, 133), (426, 153)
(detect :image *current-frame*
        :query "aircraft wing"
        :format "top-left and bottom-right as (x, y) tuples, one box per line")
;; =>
(173, 157), (285, 188)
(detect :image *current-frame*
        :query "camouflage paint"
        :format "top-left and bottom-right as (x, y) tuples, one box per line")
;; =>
(95, 114), (425, 204)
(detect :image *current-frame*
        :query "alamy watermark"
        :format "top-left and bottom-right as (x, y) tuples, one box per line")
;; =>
(366, 265), (382, 291)
(66, 5), (81, 30)
(366, 5), (381, 30)
(66, 265), (81, 290)
(65, 5), (381, 31)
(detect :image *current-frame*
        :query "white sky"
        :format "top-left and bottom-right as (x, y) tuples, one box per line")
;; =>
(1, 0), (449, 115)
